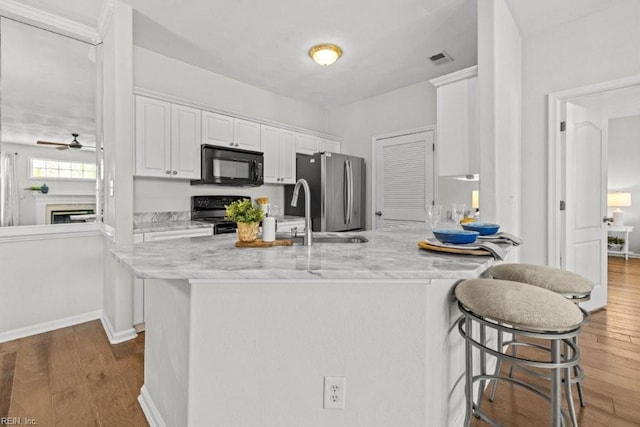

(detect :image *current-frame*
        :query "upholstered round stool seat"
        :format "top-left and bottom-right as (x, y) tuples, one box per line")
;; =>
(484, 263), (593, 299)
(455, 279), (584, 331)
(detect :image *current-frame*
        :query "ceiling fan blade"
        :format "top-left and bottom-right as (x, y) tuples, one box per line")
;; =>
(56, 145), (70, 151)
(37, 140), (68, 146)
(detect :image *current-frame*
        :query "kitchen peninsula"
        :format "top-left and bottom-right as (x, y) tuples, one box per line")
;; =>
(113, 226), (505, 427)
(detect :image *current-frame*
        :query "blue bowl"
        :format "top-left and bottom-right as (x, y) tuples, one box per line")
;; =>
(461, 223), (500, 236)
(432, 228), (479, 244)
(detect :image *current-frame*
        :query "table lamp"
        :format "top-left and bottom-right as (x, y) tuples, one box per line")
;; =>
(607, 192), (632, 226)
(471, 190), (479, 220)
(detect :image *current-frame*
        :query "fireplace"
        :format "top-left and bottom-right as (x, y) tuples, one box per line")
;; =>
(33, 194), (96, 225)
(50, 206), (96, 224)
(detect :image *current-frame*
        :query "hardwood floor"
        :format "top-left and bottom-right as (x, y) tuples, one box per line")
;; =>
(0, 320), (146, 426)
(1, 258), (638, 426)
(472, 257), (640, 426)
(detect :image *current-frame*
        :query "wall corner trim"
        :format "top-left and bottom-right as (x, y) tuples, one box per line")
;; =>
(100, 312), (137, 344)
(138, 385), (168, 427)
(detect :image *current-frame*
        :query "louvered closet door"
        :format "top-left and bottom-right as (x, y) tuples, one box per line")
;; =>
(375, 130), (435, 229)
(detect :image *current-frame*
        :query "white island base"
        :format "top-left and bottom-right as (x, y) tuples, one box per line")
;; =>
(137, 277), (479, 427)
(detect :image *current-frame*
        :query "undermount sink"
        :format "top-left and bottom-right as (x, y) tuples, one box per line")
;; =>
(312, 235), (369, 244)
(280, 234), (369, 245)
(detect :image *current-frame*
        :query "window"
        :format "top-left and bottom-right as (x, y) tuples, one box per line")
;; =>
(30, 158), (96, 180)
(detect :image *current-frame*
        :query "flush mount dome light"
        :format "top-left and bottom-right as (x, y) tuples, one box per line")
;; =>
(308, 43), (343, 66)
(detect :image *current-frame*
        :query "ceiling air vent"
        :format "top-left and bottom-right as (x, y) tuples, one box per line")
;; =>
(429, 51), (453, 65)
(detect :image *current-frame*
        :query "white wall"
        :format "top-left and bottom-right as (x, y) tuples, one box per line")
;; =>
(328, 81), (437, 229)
(0, 234), (103, 340)
(521, 0), (640, 264)
(2, 142), (95, 226)
(477, 0), (522, 258)
(134, 47), (330, 133)
(608, 114), (640, 254)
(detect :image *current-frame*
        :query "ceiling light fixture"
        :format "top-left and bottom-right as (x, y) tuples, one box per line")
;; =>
(308, 43), (343, 66)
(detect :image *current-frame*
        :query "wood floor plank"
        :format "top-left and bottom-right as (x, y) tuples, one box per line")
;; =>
(82, 352), (147, 426)
(0, 351), (17, 417)
(48, 327), (84, 395)
(51, 382), (102, 426)
(9, 333), (53, 426)
(73, 320), (112, 361)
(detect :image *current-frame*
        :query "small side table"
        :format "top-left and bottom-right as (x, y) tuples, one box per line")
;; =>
(608, 225), (634, 260)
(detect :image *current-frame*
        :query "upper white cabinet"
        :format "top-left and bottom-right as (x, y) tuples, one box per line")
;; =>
(202, 111), (260, 151)
(430, 66), (478, 177)
(320, 138), (341, 153)
(135, 96), (201, 179)
(295, 133), (319, 155)
(261, 125), (296, 184)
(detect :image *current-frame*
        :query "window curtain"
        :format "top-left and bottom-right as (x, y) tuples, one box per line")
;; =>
(0, 152), (19, 226)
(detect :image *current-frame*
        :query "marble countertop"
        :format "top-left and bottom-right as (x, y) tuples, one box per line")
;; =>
(113, 225), (506, 281)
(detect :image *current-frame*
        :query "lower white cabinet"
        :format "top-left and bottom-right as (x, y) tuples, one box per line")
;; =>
(135, 96), (201, 179)
(262, 125), (296, 184)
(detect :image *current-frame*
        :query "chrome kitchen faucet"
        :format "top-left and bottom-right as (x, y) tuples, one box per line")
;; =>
(290, 178), (313, 246)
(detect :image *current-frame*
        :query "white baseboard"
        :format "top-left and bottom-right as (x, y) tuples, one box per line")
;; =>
(0, 310), (102, 343)
(138, 385), (167, 427)
(99, 312), (138, 344)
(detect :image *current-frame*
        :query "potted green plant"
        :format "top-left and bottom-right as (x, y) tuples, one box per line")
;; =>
(225, 198), (264, 242)
(608, 236), (625, 251)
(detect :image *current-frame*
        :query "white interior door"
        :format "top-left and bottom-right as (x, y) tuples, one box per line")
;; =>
(374, 129), (435, 229)
(562, 102), (608, 311)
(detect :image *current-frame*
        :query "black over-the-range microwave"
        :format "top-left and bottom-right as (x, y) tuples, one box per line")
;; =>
(191, 144), (264, 186)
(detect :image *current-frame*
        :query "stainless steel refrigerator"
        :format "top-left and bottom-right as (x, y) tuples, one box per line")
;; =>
(285, 152), (365, 232)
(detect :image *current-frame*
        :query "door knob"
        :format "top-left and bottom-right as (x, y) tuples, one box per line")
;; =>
(603, 216), (613, 224)
(375, 211), (382, 216)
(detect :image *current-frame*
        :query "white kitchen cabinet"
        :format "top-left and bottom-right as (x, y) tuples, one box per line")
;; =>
(262, 125), (296, 184)
(320, 138), (341, 153)
(202, 111), (260, 151)
(430, 66), (478, 177)
(295, 132), (320, 155)
(135, 96), (201, 179)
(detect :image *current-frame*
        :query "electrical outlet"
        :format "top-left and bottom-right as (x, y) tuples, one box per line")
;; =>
(323, 376), (346, 409)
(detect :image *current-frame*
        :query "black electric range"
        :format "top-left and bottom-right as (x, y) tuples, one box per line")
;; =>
(191, 195), (247, 235)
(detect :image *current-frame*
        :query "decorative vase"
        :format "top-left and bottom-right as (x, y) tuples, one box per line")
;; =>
(237, 221), (259, 242)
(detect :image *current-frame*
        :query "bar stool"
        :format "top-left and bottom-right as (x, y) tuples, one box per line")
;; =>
(455, 278), (584, 427)
(484, 263), (592, 425)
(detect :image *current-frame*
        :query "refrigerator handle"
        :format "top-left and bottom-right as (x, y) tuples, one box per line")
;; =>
(347, 159), (353, 225)
(343, 160), (349, 224)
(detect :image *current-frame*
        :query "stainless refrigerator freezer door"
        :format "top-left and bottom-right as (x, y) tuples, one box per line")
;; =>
(322, 153), (364, 232)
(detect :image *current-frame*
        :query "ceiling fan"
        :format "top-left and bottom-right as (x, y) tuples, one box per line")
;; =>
(37, 133), (84, 150)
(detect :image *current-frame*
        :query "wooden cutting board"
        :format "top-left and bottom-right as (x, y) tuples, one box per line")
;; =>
(235, 239), (293, 248)
(417, 240), (491, 256)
